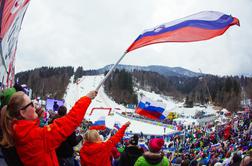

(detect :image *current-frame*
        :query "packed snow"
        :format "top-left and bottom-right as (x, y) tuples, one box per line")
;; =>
(64, 75), (218, 135)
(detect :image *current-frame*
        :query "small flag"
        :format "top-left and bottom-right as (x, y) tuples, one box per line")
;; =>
(113, 121), (121, 130)
(135, 96), (167, 120)
(89, 116), (106, 130)
(211, 143), (221, 149)
(139, 143), (148, 151)
(126, 11), (239, 52)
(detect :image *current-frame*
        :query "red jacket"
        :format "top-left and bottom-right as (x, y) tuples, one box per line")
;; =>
(224, 124), (231, 140)
(13, 96), (91, 166)
(80, 125), (127, 166)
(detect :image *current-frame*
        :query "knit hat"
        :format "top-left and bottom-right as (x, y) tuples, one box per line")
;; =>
(58, 105), (67, 116)
(0, 84), (25, 109)
(175, 157), (182, 164)
(214, 162), (222, 166)
(190, 160), (198, 166)
(148, 138), (164, 153)
(129, 134), (139, 145)
(0, 88), (16, 109)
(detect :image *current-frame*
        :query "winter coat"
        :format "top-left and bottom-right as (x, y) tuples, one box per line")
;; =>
(119, 145), (144, 166)
(50, 113), (83, 159)
(224, 124), (231, 140)
(56, 131), (82, 158)
(80, 125), (127, 166)
(0, 146), (23, 166)
(240, 156), (252, 166)
(134, 151), (169, 166)
(13, 96), (91, 166)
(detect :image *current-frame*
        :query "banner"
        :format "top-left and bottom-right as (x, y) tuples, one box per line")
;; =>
(0, 0), (30, 88)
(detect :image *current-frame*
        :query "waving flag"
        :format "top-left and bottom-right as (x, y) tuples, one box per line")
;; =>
(0, 0), (31, 87)
(89, 116), (106, 130)
(95, 11), (239, 92)
(135, 96), (167, 120)
(126, 11), (239, 52)
(139, 143), (148, 152)
(113, 121), (121, 130)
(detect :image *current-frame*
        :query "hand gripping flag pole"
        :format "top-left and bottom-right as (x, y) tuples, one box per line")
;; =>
(95, 11), (239, 91)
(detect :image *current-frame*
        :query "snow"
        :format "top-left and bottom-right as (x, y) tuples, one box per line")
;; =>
(64, 75), (218, 136)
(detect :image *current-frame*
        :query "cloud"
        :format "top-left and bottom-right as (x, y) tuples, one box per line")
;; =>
(16, 0), (252, 76)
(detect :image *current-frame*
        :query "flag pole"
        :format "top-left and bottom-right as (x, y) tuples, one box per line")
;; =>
(95, 51), (128, 91)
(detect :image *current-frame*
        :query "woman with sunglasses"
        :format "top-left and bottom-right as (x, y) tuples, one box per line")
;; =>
(0, 90), (97, 166)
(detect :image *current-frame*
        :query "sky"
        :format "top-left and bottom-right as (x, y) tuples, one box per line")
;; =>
(16, 0), (252, 76)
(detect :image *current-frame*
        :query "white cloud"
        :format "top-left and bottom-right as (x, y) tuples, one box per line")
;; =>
(16, 0), (252, 76)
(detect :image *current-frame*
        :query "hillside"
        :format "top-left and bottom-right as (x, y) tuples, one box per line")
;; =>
(104, 69), (243, 111)
(15, 66), (74, 99)
(63, 74), (216, 135)
(15, 65), (252, 112)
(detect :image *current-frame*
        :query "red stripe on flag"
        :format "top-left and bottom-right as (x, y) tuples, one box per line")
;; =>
(89, 125), (106, 130)
(135, 108), (162, 120)
(127, 25), (238, 52)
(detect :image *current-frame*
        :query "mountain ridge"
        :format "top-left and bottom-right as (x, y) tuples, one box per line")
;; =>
(15, 65), (251, 112)
(96, 64), (202, 77)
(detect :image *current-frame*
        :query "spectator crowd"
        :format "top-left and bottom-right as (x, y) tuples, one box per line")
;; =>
(0, 84), (252, 166)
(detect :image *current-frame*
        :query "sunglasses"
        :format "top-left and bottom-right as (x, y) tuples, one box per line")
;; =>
(20, 102), (34, 110)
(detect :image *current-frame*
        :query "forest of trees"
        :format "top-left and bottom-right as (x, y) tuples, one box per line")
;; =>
(132, 71), (242, 112)
(15, 66), (252, 112)
(16, 66), (74, 99)
(241, 75), (252, 99)
(104, 69), (138, 106)
(74, 66), (98, 83)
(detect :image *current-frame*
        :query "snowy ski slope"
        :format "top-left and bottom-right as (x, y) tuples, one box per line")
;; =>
(64, 75), (216, 135)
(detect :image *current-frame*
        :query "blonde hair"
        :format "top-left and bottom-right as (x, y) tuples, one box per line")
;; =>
(0, 91), (26, 147)
(84, 130), (101, 143)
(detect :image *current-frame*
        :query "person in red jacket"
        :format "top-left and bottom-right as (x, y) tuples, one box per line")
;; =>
(80, 121), (130, 166)
(0, 90), (97, 166)
(224, 123), (232, 140)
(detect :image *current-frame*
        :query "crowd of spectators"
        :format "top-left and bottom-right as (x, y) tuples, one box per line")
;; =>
(1, 84), (252, 166)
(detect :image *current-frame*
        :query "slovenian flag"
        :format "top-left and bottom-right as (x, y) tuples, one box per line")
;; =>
(113, 121), (121, 130)
(135, 96), (167, 120)
(89, 116), (106, 130)
(126, 11), (239, 52)
(139, 143), (148, 152)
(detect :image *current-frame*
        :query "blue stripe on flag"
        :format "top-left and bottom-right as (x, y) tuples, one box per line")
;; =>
(138, 101), (165, 113)
(136, 14), (234, 41)
(93, 120), (105, 126)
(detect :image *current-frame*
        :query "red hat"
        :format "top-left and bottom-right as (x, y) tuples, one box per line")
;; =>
(148, 138), (164, 153)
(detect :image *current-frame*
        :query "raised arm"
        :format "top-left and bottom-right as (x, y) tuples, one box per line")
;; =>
(106, 121), (130, 147)
(43, 91), (97, 151)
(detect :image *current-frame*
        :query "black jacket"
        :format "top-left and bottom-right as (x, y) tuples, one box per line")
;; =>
(1, 146), (23, 166)
(56, 131), (83, 158)
(119, 145), (144, 166)
(50, 115), (83, 159)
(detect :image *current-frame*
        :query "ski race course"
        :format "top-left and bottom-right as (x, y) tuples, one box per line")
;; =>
(64, 75), (217, 136)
